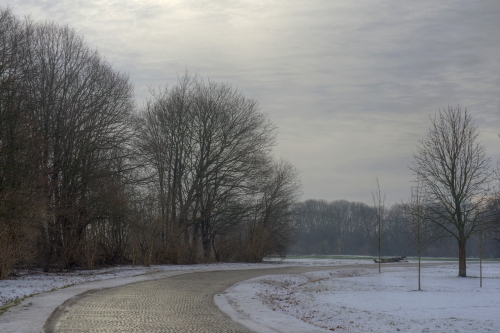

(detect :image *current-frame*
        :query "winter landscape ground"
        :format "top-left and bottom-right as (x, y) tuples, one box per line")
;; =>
(0, 257), (499, 332)
(221, 260), (500, 333)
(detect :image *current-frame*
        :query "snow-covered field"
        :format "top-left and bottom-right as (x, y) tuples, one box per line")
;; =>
(223, 263), (500, 333)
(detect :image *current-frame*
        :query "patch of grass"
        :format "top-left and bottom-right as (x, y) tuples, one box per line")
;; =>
(0, 297), (25, 316)
(0, 293), (37, 316)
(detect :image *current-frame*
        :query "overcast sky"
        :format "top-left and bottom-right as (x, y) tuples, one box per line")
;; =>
(8, 0), (500, 205)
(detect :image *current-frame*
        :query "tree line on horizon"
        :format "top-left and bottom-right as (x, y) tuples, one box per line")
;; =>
(291, 198), (499, 258)
(0, 8), (301, 279)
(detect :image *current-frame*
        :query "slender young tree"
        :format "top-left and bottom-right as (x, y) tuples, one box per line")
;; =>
(402, 180), (442, 290)
(410, 106), (492, 277)
(366, 177), (385, 273)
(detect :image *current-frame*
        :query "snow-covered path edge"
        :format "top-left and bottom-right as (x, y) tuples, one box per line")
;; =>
(215, 277), (329, 333)
(0, 263), (299, 333)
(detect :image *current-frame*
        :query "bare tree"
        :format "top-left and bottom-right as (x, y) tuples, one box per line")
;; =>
(402, 180), (442, 290)
(242, 159), (302, 262)
(491, 164), (500, 244)
(366, 177), (386, 273)
(135, 77), (196, 262)
(16, 18), (135, 270)
(136, 73), (291, 263)
(0, 8), (44, 278)
(410, 106), (492, 277)
(0, 9), (125, 275)
(190, 77), (277, 260)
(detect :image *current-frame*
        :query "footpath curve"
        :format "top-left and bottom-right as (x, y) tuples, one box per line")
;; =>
(43, 263), (421, 333)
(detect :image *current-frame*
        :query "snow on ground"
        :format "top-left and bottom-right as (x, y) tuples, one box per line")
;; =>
(225, 262), (500, 333)
(3, 257), (498, 333)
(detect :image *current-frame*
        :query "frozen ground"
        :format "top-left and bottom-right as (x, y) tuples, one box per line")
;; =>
(222, 262), (500, 333)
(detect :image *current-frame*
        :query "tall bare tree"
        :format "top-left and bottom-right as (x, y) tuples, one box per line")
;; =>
(410, 106), (492, 277)
(17, 18), (135, 270)
(0, 8), (43, 278)
(136, 73), (293, 263)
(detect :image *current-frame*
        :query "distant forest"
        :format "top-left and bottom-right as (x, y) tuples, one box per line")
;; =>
(290, 199), (500, 258)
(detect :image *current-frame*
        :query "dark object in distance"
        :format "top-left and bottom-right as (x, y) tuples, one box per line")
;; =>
(374, 256), (407, 263)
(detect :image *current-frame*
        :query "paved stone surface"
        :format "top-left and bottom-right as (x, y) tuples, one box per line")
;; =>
(44, 265), (359, 332)
(45, 263), (428, 332)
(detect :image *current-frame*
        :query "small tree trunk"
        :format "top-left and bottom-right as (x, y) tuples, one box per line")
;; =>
(458, 239), (467, 277)
(376, 205), (381, 274)
(378, 247), (381, 274)
(202, 235), (211, 259)
(418, 248), (421, 291)
(480, 230), (483, 288)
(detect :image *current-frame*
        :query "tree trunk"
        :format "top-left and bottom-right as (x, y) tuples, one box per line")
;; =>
(458, 239), (467, 277)
(479, 230), (483, 288)
(418, 248), (421, 291)
(202, 227), (211, 260)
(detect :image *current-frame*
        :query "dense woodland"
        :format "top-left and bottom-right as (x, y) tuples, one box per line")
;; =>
(1, 9), (500, 280)
(0, 9), (300, 278)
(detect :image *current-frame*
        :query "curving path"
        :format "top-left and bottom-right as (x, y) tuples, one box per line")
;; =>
(43, 263), (403, 333)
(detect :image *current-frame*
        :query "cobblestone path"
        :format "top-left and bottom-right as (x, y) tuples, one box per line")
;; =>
(47, 262), (440, 333)
(45, 265), (366, 333)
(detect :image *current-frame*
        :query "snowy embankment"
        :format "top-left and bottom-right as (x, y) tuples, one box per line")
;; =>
(222, 263), (500, 333)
